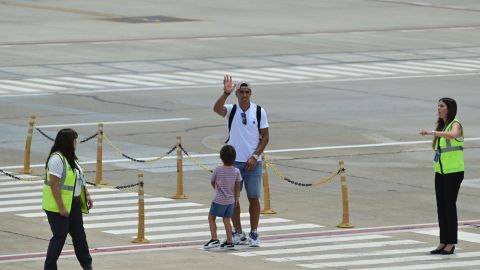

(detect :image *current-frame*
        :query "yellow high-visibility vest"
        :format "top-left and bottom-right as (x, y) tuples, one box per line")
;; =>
(434, 118), (464, 174)
(42, 152), (88, 214)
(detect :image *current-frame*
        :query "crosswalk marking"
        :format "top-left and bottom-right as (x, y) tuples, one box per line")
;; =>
(354, 259), (480, 270)
(262, 67), (337, 78)
(1, 80), (66, 91)
(232, 240), (421, 257)
(58, 76), (133, 87)
(87, 75), (160, 86)
(104, 217), (292, 234)
(25, 78), (100, 89)
(297, 251), (480, 269)
(415, 229), (480, 244)
(260, 234), (389, 248)
(265, 247), (428, 262)
(1, 57), (480, 96)
(82, 208), (210, 221)
(145, 223), (322, 240)
(0, 191), (138, 200)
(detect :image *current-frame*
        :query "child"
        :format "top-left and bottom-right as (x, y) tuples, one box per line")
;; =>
(203, 145), (242, 250)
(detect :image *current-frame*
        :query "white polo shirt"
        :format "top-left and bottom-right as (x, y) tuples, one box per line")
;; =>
(225, 102), (268, 162)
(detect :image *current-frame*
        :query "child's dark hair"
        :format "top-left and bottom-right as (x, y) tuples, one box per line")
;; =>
(220, 145), (236, 165)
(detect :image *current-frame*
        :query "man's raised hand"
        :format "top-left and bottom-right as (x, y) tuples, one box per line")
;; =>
(223, 75), (235, 94)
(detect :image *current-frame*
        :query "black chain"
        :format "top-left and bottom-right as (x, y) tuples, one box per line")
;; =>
(280, 168), (345, 187)
(121, 145), (177, 163)
(79, 133), (98, 143)
(35, 127), (55, 141)
(85, 180), (139, 190)
(0, 169), (23, 181)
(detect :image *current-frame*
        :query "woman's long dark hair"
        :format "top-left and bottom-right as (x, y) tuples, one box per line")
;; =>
(433, 97), (457, 148)
(47, 128), (78, 170)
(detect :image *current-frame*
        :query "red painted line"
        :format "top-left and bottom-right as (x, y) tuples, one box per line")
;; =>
(2, 220), (479, 263)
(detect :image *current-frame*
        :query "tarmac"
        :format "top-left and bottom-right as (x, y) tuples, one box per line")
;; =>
(1, 1), (480, 269)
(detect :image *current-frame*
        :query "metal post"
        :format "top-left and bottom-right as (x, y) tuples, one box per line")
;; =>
(19, 115), (36, 174)
(261, 154), (276, 214)
(337, 160), (354, 228)
(132, 173), (150, 243)
(94, 123), (106, 185)
(172, 135), (187, 199)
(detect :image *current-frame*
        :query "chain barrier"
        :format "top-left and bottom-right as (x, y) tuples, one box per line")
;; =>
(178, 145), (213, 173)
(85, 180), (140, 190)
(262, 156), (345, 187)
(35, 127), (55, 141)
(35, 127), (98, 144)
(79, 132), (98, 143)
(103, 134), (177, 163)
(0, 168), (43, 182)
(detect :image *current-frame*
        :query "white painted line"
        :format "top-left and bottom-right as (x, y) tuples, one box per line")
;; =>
(415, 229), (480, 243)
(294, 66), (365, 77)
(394, 62), (451, 72)
(0, 191), (135, 200)
(148, 73), (217, 84)
(120, 74), (193, 85)
(351, 63), (422, 74)
(341, 65), (396, 75)
(455, 59), (480, 65)
(263, 67), (337, 78)
(36, 117), (190, 128)
(326, 65), (394, 75)
(82, 208), (209, 221)
(0, 80), (67, 91)
(232, 240), (421, 257)
(175, 71), (222, 80)
(85, 213), (250, 229)
(3, 137), (480, 170)
(354, 259), (480, 270)
(0, 186), (41, 193)
(25, 78), (100, 89)
(266, 247), (428, 262)
(428, 60), (479, 70)
(410, 61), (474, 71)
(104, 218), (292, 234)
(58, 77), (132, 88)
(238, 68), (311, 80)
(298, 251), (480, 269)
(145, 223), (322, 240)
(0, 83), (39, 93)
(206, 70), (281, 81)
(373, 63), (445, 73)
(461, 179), (480, 188)
(261, 234), (389, 248)
(87, 75), (160, 87)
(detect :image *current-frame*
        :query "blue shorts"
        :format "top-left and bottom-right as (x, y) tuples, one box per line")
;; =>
(209, 202), (234, 218)
(234, 161), (262, 199)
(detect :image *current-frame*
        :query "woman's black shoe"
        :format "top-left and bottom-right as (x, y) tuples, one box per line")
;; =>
(439, 245), (455, 255)
(430, 244), (446, 254)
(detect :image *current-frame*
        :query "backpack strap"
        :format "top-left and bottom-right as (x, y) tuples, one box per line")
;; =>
(225, 104), (237, 143)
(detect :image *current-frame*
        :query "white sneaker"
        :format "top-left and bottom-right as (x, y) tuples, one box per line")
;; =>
(233, 231), (248, 245)
(248, 231), (260, 247)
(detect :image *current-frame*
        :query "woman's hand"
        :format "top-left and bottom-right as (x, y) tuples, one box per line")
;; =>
(86, 193), (93, 209)
(420, 129), (432, 136)
(59, 207), (68, 217)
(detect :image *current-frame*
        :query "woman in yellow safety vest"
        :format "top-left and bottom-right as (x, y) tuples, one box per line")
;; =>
(420, 97), (464, 255)
(42, 128), (93, 270)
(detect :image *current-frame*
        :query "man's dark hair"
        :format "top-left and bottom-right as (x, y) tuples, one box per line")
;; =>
(47, 128), (79, 170)
(220, 145), (236, 166)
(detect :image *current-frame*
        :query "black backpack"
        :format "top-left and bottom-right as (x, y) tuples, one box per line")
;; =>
(225, 104), (262, 143)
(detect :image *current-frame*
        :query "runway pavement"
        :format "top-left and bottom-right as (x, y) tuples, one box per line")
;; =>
(1, 1), (480, 269)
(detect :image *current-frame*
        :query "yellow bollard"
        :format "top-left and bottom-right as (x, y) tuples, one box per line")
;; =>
(337, 160), (354, 228)
(94, 123), (107, 185)
(19, 115), (36, 175)
(261, 154), (276, 214)
(172, 135), (187, 199)
(132, 173), (150, 244)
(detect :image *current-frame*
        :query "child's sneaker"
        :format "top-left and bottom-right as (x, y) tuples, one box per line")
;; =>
(248, 231), (260, 247)
(203, 239), (220, 249)
(220, 242), (235, 250)
(233, 231), (247, 245)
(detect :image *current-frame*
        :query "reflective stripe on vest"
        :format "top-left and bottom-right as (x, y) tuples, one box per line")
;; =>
(43, 153), (74, 191)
